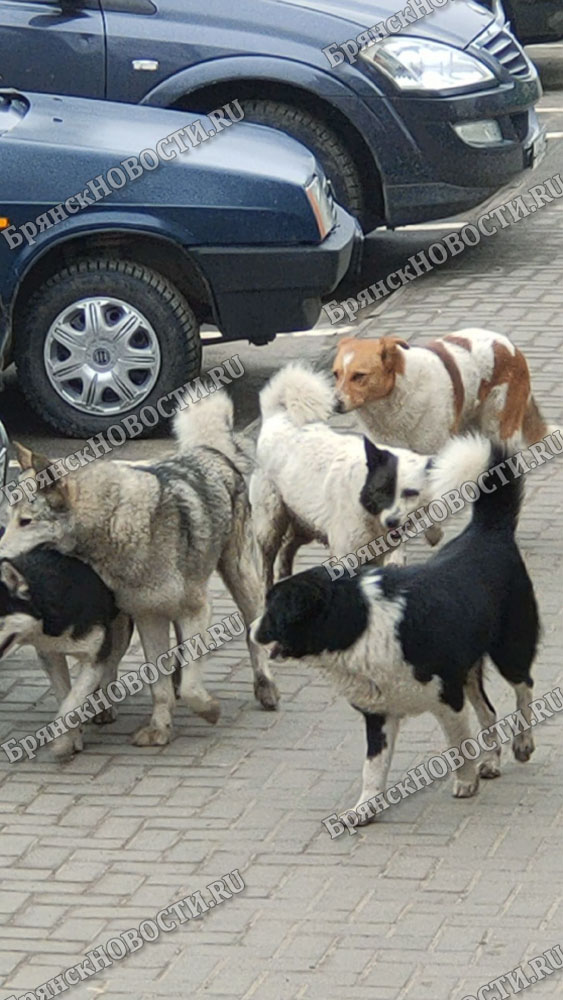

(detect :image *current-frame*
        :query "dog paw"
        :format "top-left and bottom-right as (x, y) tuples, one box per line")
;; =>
(348, 804), (378, 827)
(335, 802), (379, 830)
(254, 676), (280, 711)
(181, 686), (221, 724)
(52, 730), (83, 759)
(132, 724), (171, 747)
(479, 758), (501, 779)
(513, 734), (535, 762)
(196, 699), (221, 725)
(425, 524), (444, 547)
(92, 706), (117, 726)
(453, 776), (479, 798)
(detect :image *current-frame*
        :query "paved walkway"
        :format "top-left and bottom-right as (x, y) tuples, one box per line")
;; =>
(1, 64), (563, 1000)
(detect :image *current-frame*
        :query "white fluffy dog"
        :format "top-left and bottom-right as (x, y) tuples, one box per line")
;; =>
(250, 364), (439, 588)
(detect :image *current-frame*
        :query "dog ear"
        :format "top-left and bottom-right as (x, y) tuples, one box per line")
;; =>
(16, 443), (79, 509)
(14, 442), (53, 474)
(364, 437), (395, 474)
(14, 442), (33, 472)
(0, 560), (30, 600)
(380, 337), (409, 374)
(363, 437), (385, 473)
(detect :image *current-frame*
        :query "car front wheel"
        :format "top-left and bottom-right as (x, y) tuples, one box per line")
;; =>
(238, 99), (368, 227)
(15, 258), (201, 438)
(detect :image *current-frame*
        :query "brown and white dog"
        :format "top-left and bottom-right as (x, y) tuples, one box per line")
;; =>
(333, 328), (551, 454)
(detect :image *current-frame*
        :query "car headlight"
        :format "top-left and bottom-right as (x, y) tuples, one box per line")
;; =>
(361, 37), (496, 93)
(305, 173), (337, 240)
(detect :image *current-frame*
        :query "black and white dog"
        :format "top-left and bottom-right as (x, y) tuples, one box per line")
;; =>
(250, 363), (441, 588)
(253, 436), (539, 819)
(0, 547), (132, 756)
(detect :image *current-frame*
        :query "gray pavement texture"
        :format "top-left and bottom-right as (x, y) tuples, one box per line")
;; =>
(1, 51), (563, 1000)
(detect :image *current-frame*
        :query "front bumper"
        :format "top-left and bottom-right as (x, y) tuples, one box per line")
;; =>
(191, 207), (362, 344)
(382, 93), (545, 225)
(352, 29), (543, 226)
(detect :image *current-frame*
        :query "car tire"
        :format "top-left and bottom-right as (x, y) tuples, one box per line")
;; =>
(238, 99), (367, 225)
(15, 258), (201, 439)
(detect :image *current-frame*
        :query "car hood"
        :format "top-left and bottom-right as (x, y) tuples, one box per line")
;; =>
(0, 91), (317, 188)
(266, 0), (494, 47)
(0, 90), (327, 246)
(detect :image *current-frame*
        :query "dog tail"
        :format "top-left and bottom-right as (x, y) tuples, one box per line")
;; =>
(522, 396), (562, 449)
(522, 395), (549, 445)
(427, 434), (523, 534)
(259, 364), (334, 427)
(174, 391), (238, 461)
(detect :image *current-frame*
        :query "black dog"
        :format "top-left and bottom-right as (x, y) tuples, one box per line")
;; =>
(253, 436), (539, 820)
(0, 547), (132, 756)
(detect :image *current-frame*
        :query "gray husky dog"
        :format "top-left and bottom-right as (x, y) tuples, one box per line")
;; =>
(1, 392), (279, 746)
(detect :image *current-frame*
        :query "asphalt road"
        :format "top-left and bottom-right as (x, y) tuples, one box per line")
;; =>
(1, 44), (562, 460)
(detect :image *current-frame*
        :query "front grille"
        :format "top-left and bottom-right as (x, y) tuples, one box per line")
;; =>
(477, 25), (532, 80)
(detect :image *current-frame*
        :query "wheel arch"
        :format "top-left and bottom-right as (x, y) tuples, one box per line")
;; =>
(9, 230), (213, 365)
(163, 76), (383, 225)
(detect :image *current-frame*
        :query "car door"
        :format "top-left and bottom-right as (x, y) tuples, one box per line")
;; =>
(0, 0), (105, 97)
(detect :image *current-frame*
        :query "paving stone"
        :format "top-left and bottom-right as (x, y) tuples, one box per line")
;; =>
(1, 93), (563, 1000)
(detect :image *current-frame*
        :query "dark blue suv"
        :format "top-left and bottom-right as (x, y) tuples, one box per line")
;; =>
(0, 0), (544, 230)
